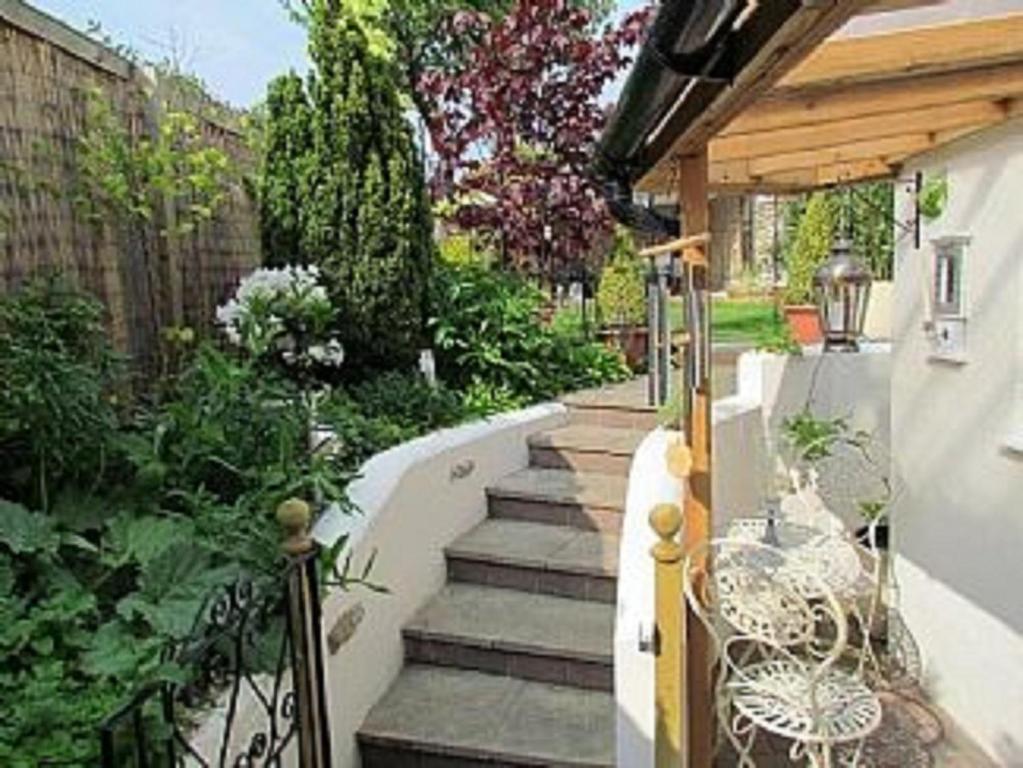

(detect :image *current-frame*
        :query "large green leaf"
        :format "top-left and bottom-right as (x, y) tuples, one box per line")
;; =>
(104, 513), (193, 567)
(0, 500), (59, 555)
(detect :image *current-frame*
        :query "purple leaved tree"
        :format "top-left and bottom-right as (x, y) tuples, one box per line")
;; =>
(419, 0), (652, 278)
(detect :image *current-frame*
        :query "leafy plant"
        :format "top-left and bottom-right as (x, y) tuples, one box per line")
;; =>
(73, 87), (233, 237)
(918, 172), (948, 221)
(597, 228), (647, 327)
(783, 192), (838, 305)
(780, 409), (893, 524)
(781, 410), (853, 463)
(755, 323), (802, 356)
(430, 262), (628, 403)
(0, 277), (121, 511)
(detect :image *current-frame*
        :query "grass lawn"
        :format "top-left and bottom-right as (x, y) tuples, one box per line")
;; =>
(668, 297), (783, 345)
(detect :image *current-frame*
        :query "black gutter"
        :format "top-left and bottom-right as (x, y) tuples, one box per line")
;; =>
(595, 0), (742, 234)
(596, 0), (805, 233)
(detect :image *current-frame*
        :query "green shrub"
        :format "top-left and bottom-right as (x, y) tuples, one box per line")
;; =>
(597, 227), (647, 327)
(0, 277), (120, 511)
(347, 371), (465, 433)
(783, 193), (837, 305)
(430, 262), (629, 403)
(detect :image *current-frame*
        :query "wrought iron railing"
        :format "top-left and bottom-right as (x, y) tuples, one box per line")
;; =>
(98, 499), (331, 768)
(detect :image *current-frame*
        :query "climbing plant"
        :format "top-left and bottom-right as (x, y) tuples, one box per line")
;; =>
(73, 87), (233, 237)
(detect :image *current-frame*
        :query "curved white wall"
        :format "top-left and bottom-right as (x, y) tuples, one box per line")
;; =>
(615, 428), (686, 768)
(311, 403), (568, 768)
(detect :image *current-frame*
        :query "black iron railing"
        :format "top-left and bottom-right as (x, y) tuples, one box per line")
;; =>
(98, 499), (331, 768)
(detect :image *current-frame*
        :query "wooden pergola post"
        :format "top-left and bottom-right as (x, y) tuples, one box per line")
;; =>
(680, 148), (714, 768)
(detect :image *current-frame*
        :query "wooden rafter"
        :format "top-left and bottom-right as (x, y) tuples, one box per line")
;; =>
(724, 60), (1023, 136)
(713, 98), (1015, 162)
(637, 12), (1023, 195)
(781, 13), (1023, 90)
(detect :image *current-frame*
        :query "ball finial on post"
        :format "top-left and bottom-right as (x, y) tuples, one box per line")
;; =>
(650, 502), (682, 540)
(649, 503), (683, 563)
(277, 498), (313, 556)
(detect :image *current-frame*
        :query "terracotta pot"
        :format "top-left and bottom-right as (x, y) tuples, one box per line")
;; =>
(783, 304), (822, 345)
(599, 326), (648, 370)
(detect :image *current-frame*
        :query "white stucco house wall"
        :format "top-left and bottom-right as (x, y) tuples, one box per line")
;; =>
(891, 117), (1023, 766)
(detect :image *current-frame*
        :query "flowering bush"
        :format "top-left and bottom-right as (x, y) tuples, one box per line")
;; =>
(216, 265), (344, 371)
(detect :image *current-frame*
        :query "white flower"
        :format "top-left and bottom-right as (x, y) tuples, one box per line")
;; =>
(215, 263), (343, 370)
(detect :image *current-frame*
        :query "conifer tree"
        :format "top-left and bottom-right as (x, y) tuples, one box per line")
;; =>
(261, 0), (434, 375)
(261, 72), (312, 266)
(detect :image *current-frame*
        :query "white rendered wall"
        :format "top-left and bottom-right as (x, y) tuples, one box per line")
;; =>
(311, 404), (568, 768)
(892, 119), (1023, 765)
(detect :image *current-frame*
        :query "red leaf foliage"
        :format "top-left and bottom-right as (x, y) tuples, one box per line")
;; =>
(419, 0), (653, 275)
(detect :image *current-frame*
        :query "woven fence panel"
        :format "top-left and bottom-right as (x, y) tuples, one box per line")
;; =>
(0, 5), (259, 372)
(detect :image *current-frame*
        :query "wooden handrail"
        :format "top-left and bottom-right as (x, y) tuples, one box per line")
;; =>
(639, 232), (711, 260)
(640, 232), (711, 270)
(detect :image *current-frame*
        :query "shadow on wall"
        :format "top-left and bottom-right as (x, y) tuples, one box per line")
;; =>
(993, 734), (1023, 767)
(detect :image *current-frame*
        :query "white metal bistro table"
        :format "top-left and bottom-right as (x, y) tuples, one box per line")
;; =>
(723, 517), (868, 603)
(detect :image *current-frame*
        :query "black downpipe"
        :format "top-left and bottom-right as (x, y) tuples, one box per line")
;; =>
(595, 0), (741, 233)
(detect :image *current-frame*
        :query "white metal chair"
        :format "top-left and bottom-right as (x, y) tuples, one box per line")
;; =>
(684, 538), (883, 767)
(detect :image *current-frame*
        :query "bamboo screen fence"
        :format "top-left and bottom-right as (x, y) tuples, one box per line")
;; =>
(0, 0), (260, 371)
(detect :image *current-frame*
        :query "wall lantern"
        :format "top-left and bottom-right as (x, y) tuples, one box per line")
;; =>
(812, 237), (872, 351)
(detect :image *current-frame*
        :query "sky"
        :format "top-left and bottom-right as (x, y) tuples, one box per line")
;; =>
(33, 0), (310, 107)
(32, 0), (649, 109)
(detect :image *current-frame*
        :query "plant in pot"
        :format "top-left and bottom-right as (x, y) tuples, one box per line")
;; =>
(780, 409), (893, 549)
(782, 193), (838, 345)
(596, 227), (648, 369)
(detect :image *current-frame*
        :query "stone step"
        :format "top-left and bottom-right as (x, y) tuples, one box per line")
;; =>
(562, 380), (659, 431)
(487, 468), (627, 534)
(403, 583), (613, 691)
(446, 519), (618, 604)
(358, 666), (614, 768)
(566, 403), (661, 431)
(528, 424), (645, 477)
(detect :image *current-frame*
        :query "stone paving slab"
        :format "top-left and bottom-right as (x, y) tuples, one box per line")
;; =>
(488, 468), (627, 512)
(561, 377), (655, 411)
(360, 666), (615, 767)
(529, 424), (648, 455)
(405, 583), (613, 663)
(447, 519), (619, 576)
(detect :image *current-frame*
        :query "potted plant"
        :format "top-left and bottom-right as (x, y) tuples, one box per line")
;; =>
(780, 409), (892, 549)
(596, 227), (648, 368)
(782, 193), (837, 345)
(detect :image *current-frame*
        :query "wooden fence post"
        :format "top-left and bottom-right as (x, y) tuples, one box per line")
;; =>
(650, 502), (684, 768)
(277, 498), (333, 768)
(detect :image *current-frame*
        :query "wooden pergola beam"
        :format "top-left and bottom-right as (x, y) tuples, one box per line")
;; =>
(723, 60), (1023, 137)
(711, 97), (1016, 163)
(781, 13), (1023, 90)
(710, 123), (998, 189)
